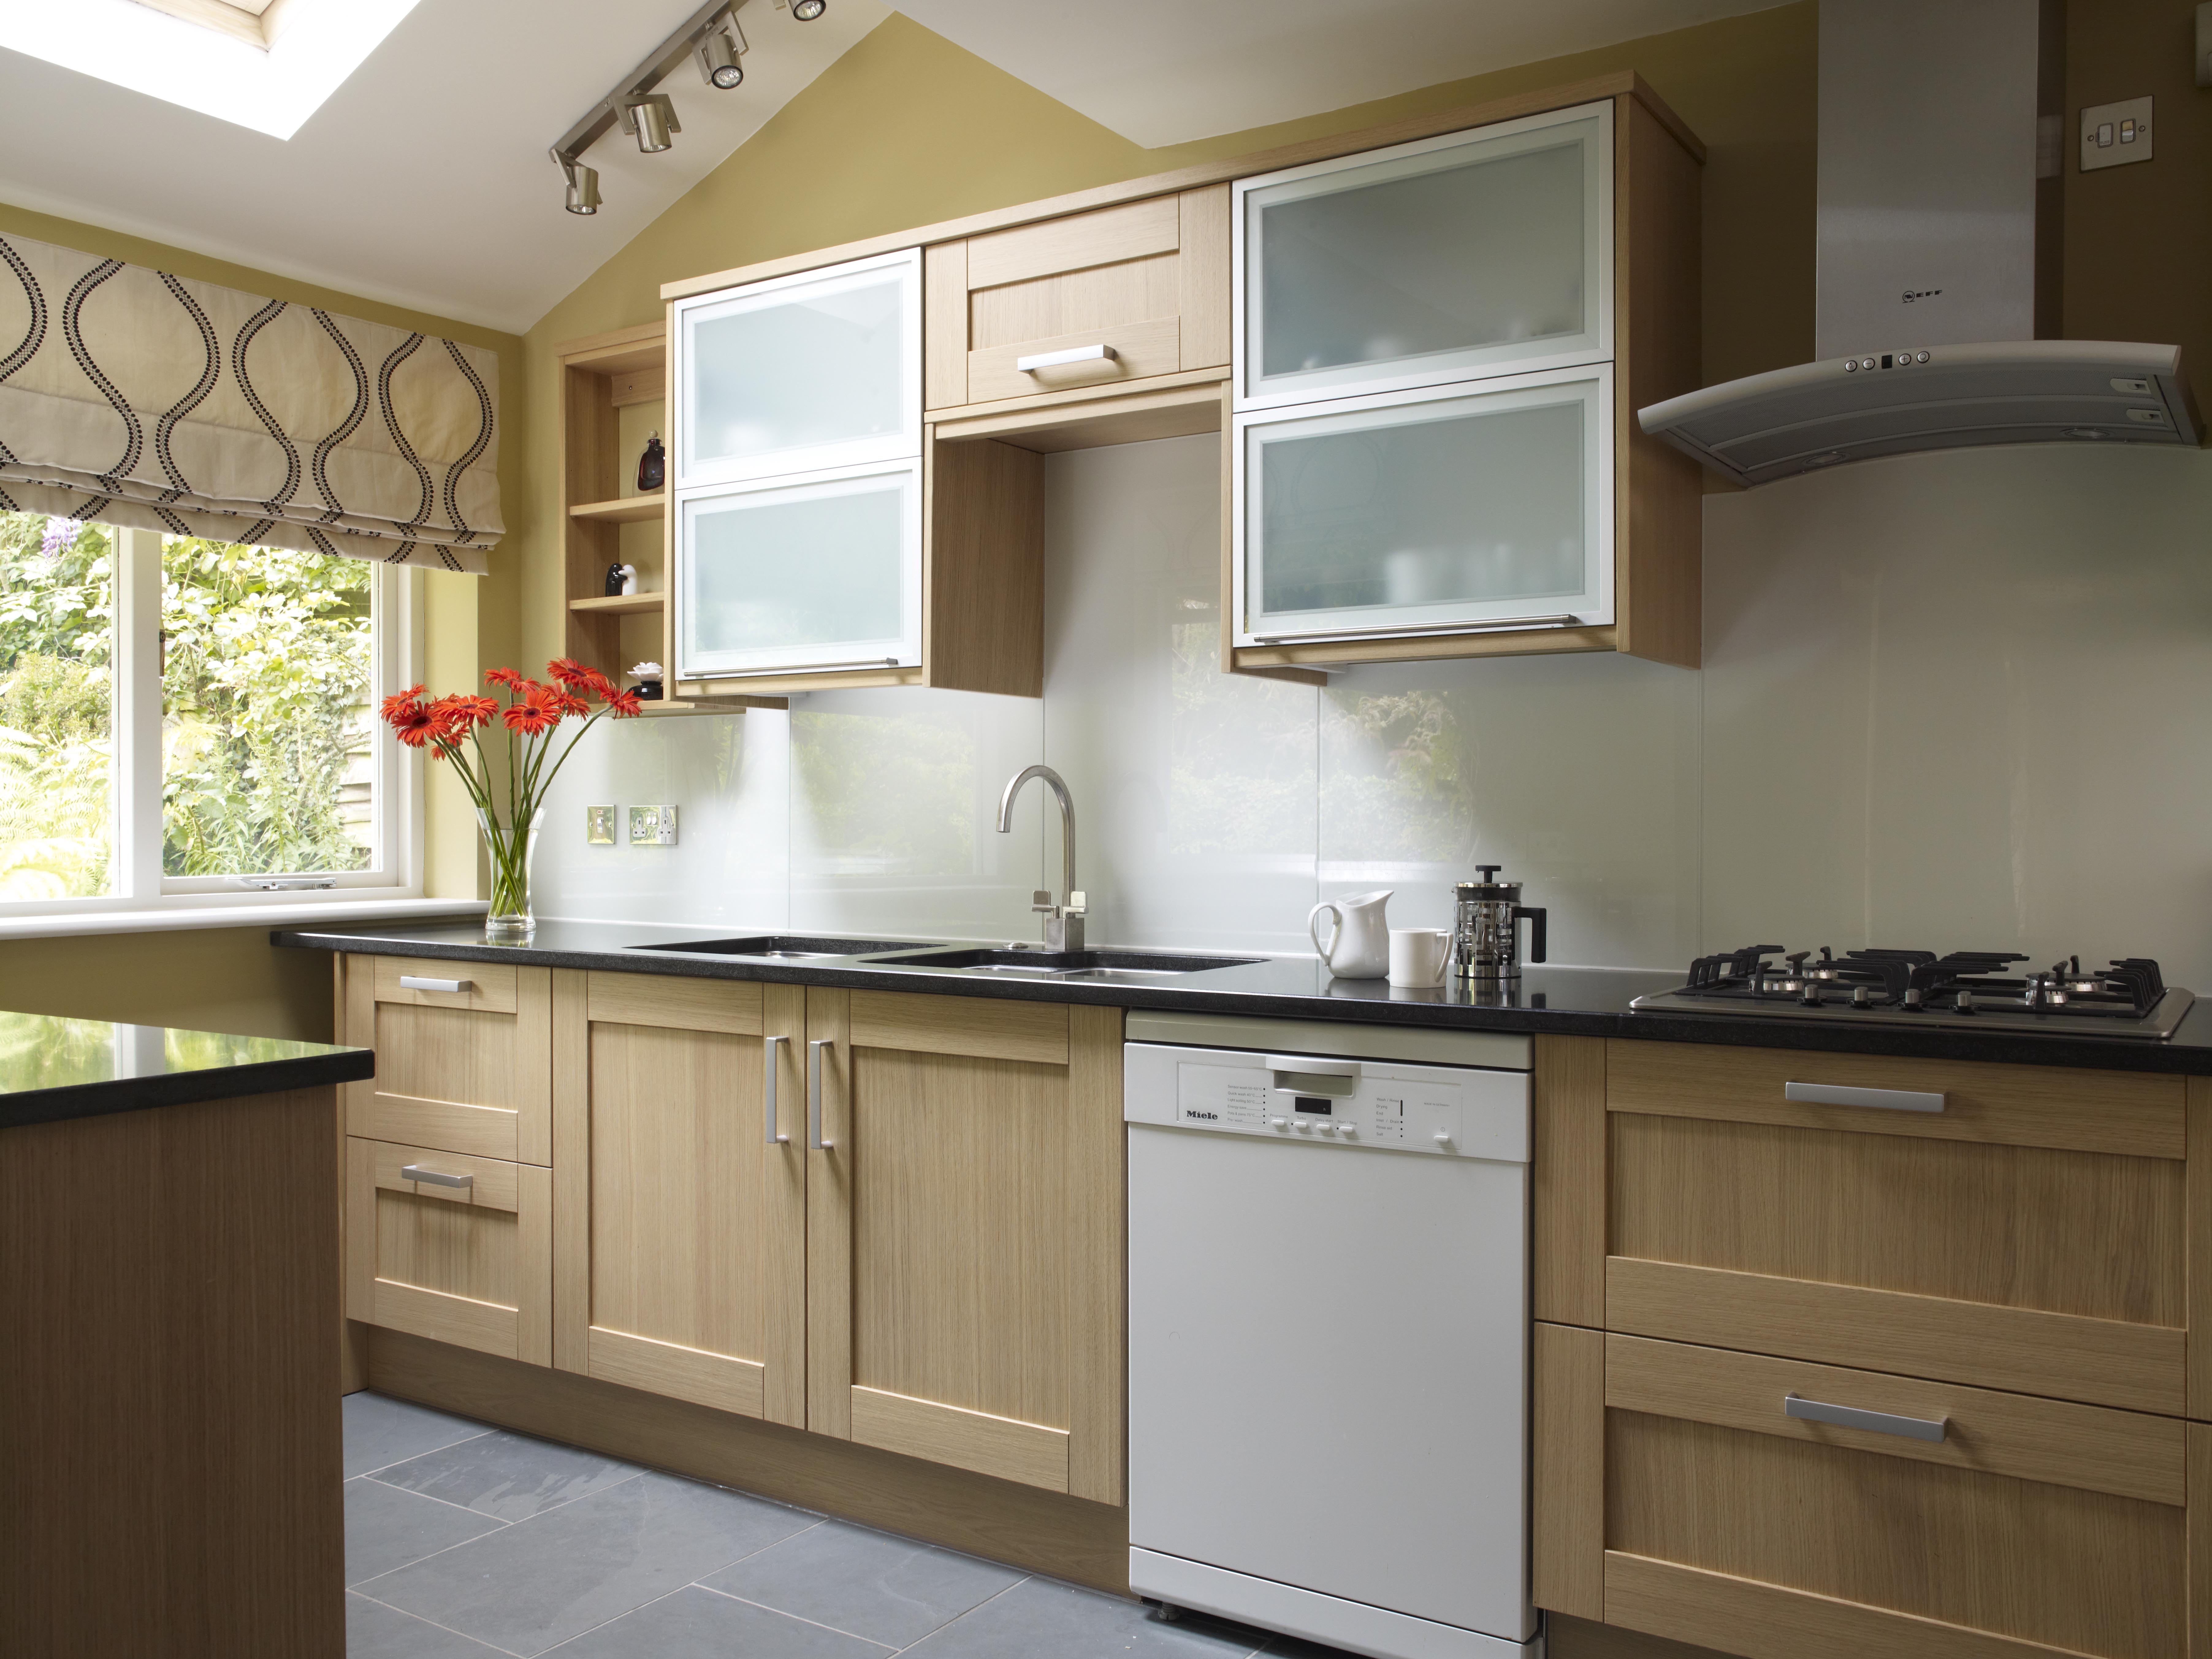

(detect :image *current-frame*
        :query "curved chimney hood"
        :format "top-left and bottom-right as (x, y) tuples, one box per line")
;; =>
(1638, 0), (2202, 487)
(1638, 340), (2200, 488)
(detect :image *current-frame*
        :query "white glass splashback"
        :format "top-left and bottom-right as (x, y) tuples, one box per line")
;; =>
(1234, 367), (1612, 645)
(1236, 103), (1611, 410)
(674, 249), (921, 488)
(676, 461), (921, 679)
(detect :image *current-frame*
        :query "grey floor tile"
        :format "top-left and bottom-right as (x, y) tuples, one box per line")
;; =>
(903, 1577), (1264, 1658)
(549, 1585), (893, 1656)
(345, 1477), (507, 1588)
(372, 1429), (641, 1522)
(344, 1391), (492, 1479)
(346, 1590), (511, 1657)
(358, 1470), (813, 1656)
(700, 1520), (1024, 1647)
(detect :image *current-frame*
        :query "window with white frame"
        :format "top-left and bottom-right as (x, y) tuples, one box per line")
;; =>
(0, 512), (419, 911)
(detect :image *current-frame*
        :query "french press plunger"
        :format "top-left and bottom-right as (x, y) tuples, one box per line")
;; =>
(1451, 865), (1547, 983)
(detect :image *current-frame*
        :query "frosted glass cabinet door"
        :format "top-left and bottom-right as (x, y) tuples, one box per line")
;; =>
(1234, 368), (1613, 645)
(676, 462), (921, 679)
(1236, 102), (1611, 409)
(674, 248), (921, 488)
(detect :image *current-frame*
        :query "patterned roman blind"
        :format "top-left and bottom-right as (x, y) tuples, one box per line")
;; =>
(0, 233), (500, 572)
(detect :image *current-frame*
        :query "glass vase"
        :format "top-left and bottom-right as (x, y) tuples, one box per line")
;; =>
(479, 806), (545, 942)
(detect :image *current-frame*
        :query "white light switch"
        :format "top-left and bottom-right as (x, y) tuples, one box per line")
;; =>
(628, 805), (678, 846)
(2080, 97), (2153, 171)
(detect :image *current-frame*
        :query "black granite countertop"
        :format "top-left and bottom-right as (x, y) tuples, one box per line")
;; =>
(272, 914), (2212, 1076)
(0, 1010), (374, 1129)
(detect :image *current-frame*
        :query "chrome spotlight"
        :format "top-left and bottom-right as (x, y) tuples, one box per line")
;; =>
(553, 151), (601, 215)
(697, 15), (745, 88)
(791, 0), (826, 19)
(616, 92), (681, 154)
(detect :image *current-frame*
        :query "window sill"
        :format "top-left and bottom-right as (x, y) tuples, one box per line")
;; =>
(0, 897), (488, 942)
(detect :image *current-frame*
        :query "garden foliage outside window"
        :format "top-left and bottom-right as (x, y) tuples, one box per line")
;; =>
(0, 511), (409, 907)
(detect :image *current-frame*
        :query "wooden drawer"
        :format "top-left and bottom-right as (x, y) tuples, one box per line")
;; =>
(341, 953), (553, 1165)
(1592, 1333), (2194, 1659)
(1602, 1040), (2188, 1414)
(924, 187), (1229, 411)
(344, 1137), (551, 1366)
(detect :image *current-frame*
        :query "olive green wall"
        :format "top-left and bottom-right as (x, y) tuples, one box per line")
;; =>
(517, 3), (1824, 663)
(0, 203), (525, 1040)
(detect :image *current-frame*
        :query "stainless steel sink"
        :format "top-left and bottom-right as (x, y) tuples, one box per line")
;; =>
(629, 935), (927, 960)
(872, 947), (1257, 980)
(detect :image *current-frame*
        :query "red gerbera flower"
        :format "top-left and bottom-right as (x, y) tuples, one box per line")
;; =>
(503, 697), (561, 737)
(546, 657), (595, 690)
(486, 666), (528, 692)
(388, 702), (437, 747)
(601, 684), (644, 718)
(442, 694), (499, 731)
(379, 684), (427, 727)
(582, 667), (620, 703)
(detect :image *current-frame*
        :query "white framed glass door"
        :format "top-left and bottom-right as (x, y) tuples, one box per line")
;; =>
(675, 460), (921, 680)
(1235, 102), (1612, 411)
(1233, 366), (1613, 646)
(673, 248), (922, 489)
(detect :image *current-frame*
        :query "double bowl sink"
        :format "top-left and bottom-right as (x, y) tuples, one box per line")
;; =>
(631, 935), (1256, 984)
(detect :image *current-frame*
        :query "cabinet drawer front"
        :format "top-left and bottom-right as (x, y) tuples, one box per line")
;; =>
(1604, 1337), (2186, 1659)
(849, 989), (1069, 1064)
(1606, 1333), (2185, 1505)
(967, 318), (1181, 406)
(345, 1137), (551, 1366)
(374, 955), (518, 1013)
(967, 195), (1180, 291)
(1607, 1039), (2185, 1158)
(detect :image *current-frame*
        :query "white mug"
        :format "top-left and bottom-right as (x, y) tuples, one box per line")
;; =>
(1308, 889), (1392, 979)
(1388, 928), (1451, 988)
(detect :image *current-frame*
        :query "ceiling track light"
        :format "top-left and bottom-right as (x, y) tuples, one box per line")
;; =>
(789, 0), (826, 19)
(547, 0), (758, 215)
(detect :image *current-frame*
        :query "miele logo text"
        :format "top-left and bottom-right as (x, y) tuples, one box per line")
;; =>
(1184, 1108), (1220, 1120)
(1902, 288), (1943, 303)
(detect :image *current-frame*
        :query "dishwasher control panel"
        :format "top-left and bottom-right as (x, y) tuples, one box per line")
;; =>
(1127, 1043), (1529, 1163)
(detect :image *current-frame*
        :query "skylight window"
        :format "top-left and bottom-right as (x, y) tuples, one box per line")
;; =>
(0, 0), (422, 138)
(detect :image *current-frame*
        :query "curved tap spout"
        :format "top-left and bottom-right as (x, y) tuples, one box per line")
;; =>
(997, 764), (1081, 949)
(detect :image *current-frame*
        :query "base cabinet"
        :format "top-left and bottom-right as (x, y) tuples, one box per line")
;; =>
(550, 971), (808, 1424)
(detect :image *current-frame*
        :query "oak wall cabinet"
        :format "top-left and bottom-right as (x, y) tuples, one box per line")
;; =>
(1225, 93), (1703, 673)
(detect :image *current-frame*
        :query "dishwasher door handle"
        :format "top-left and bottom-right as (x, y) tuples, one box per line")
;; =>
(1262, 1055), (1360, 1077)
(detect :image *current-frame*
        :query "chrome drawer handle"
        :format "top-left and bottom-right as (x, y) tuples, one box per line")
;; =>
(1017, 343), (1117, 372)
(808, 1037), (835, 1151)
(1785, 1080), (1944, 1113)
(398, 974), (471, 994)
(399, 1164), (473, 1191)
(1786, 1393), (1947, 1443)
(765, 1035), (789, 1146)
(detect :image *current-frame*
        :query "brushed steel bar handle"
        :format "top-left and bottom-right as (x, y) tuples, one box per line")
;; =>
(1248, 614), (1583, 644)
(1786, 1392), (1947, 1443)
(764, 1035), (789, 1145)
(398, 974), (471, 994)
(1785, 1081), (1945, 1113)
(1018, 343), (1117, 372)
(399, 1164), (473, 1191)
(808, 1037), (834, 1150)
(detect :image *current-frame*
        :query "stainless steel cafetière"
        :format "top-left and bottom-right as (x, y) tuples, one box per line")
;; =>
(1452, 866), (1547, 983)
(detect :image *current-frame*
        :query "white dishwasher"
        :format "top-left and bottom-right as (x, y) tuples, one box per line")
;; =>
(1124, 1011), (1536, 1659)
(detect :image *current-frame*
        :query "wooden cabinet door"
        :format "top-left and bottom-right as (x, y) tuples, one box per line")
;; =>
(925, 186), (1230, 411)
(345, 1136), (551, 1365)
(806, 988), (1124, 1501)
(341, 954), (552, 1165)
(1588, 1332), (2195, 1659)
(551, 971), (807, 1427)
(1600, 1040), (2190, 1414)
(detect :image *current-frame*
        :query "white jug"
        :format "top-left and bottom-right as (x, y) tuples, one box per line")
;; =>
(1308, 890), (1393, 979)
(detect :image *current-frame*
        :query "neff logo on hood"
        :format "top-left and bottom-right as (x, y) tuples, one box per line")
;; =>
(1902, 288), (1943, 303)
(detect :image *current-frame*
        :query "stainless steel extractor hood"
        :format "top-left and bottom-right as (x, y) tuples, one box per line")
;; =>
(1637, 0), (2201, 486)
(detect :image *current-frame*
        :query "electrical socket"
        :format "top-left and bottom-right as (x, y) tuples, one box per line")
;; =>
(586, 805), (617, 845)
(628, 804), (678, 846)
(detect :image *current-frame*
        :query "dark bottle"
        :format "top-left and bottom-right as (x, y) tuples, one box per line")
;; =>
(637, 430), (666, 493)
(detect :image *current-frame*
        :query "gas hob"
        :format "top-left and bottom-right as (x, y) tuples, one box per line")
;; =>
(1629, 947), (2196, 1041)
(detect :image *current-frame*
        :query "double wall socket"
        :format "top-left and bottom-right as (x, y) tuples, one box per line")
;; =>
(629, 804), (678, 846)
